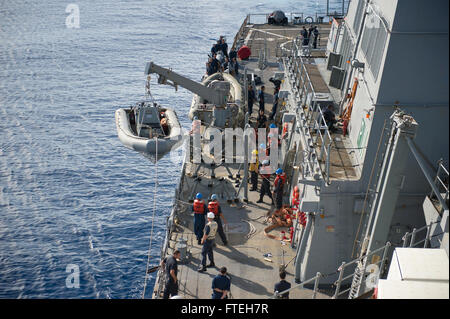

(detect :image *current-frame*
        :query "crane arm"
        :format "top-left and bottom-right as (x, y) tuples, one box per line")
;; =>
(144, 62), (228, 106)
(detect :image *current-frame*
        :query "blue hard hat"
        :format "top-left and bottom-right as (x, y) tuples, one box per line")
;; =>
(276, 168), (283, 175)
(270, 123), (277, 128)
(211, 194), (218, 200)
(196, 193), (203, 199)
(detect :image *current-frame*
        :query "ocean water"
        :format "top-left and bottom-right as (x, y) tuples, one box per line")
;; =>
(0, 0), (330, 298)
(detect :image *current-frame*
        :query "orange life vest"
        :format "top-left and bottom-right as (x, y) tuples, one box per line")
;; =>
(292, 188), (300, 209)
(193, 199), (205, 214)
(208, 201), (219, 215)
(282, 123), (289, 139)
(274, 173), (286, 188)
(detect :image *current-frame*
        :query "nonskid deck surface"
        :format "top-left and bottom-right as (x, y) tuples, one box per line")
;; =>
(242, 23), (331, 58)
(161, 161), (330, 299)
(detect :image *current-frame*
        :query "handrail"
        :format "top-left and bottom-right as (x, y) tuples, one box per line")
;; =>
(429, 159), (449, 213)
(402, 219), (441, 248)
(271, 272), (322, 299)
(333, 242), (391, 299)
(286, 38), (333, 183)
(231, 14), (249, 52)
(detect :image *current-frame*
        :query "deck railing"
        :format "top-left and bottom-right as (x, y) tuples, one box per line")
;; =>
(401, 220), (442, 249)
(271, 272), (322, 299)
(285, 38), (333, 184)
(429, 160), (449, 214)
(333, 242), (391, 299)
(271, 241), (391, 299)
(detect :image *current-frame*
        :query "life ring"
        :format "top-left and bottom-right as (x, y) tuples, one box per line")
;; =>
(305, 16), (313, 24)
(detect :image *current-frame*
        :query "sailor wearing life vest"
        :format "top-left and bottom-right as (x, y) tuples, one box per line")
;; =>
(198, 212), (218, 272)
(257, 160), (274, 205)
(208, 194), (228, 246)
(273, 168), (286, 209)
(249, 149), (259, 191)
(192, 193), (207, 245)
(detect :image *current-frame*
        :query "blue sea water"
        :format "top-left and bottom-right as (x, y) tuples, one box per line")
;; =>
(0, 0), (329, 298)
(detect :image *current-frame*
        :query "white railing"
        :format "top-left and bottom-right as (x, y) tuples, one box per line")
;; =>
(285, 39), (333, 184)
(401, 220), (442, 249)
(271, 272), (322, 299)
(429, 160), (449, 214)
(333, 242), (391, 299)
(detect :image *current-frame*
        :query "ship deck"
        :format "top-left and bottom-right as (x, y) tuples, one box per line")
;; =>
(156, 161), (331, 299)
(153, 20), (358, 299)
(240, 22), (360, 181)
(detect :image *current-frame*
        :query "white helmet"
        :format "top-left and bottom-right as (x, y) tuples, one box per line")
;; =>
(207, 212), (215, 219)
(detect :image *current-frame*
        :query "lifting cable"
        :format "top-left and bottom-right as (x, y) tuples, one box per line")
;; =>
(142, 137), (159, 298)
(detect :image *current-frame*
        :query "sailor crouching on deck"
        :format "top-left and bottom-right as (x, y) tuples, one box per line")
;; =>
(198, 212), (218, 272)
(193, 193), (207, 245)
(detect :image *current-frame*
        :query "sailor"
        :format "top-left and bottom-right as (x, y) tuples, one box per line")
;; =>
(206, 56), (215, 76)
(222, 56), (229, 72)
(258, 85), (265, 112)
(257, 109), (267, 129)
(269, 87), (279, 121)
(257, 160), (274, 205)
(323, 104), (337, 132)
(248, 84), (256, 115)
(308, 24), (314, 40)
(191, 116), (201, 135)
(249, 149), (259, 191)
(211, 267), (231, 299)
(301, 26), (309, 45)
(192, 193), (207, 245)
(198, 212), (218, 272)
(160, 113), (169, 135)
(161, 249), (181, 299)
(219, 36), (229, 59)
(273, 168), (286, 210)
(313, 26), (319, 49)
(274, 270), (291, 299)
(211, 40), (221, 55)
(208, 194), (228, 246)
(210, 53), (220, 74)
(229, 57), (239, 77)
(258, 142), (269, 158)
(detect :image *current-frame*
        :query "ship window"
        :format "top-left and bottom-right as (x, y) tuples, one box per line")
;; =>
(360, 7), (388, 81)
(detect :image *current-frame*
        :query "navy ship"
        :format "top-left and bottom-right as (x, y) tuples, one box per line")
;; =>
(117, 0), (449, 299)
